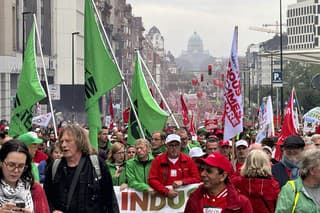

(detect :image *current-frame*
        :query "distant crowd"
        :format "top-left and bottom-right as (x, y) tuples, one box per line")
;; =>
(0, 120), (320, 212)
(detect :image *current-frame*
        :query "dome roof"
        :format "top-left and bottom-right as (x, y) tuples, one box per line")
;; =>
(148, 26), (161, 35)
(187, 32), (203, 53)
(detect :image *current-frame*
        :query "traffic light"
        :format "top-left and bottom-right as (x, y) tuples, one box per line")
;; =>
(200, 73), (204, 82)
(208, 64), (212, 75)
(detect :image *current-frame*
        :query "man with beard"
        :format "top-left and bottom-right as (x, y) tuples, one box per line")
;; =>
(272, 135), (305, 188)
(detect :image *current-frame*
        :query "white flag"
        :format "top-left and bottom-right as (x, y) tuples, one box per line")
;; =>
(256, 96), (274, 143)
(223, 26), (243, 141)
(32, 113), (52, 127)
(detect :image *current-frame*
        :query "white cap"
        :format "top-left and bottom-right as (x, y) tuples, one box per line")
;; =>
(165, 134), (181, 144)
(189, 147), (205, 158)
(235, 139), (248, 148)
(262, 146), (272, 154)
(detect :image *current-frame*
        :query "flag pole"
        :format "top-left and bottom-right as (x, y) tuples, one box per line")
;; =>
(33, 14), (58, 138)
(137, 51), (180, 128)
(90, 0), (145, 138)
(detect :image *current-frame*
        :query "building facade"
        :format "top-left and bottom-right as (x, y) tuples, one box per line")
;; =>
(287, 0), (320, 50)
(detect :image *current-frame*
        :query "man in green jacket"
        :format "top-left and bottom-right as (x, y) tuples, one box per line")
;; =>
(126, 138), (154, 192)
(151, 131), (167, 157)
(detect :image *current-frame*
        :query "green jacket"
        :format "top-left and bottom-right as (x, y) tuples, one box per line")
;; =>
(126, 153), (154, 192)
(152, 146), (167, 157)
(32, 162), (40, 183)
(275, 177), (320, 213)
(106, 161), (127, 186)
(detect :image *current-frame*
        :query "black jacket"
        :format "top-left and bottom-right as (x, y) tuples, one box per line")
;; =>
(271, 162), (289, 188)
(44, 155), (119, 213)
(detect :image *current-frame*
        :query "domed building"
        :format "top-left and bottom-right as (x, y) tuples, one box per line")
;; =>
(176, 32), (214, 72)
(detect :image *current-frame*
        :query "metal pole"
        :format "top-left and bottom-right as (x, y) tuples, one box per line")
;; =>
(270, 53), (273, 101)
(280, 0), (284, 123)
(72, 32), (79, 123)
(33, 14), (58, 138)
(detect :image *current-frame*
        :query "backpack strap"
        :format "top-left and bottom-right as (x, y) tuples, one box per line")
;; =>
(52, 158), (62, 181)
(89, 155), (101, 180)
(288, 180), (300, 213)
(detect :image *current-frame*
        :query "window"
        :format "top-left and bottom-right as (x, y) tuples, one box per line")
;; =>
(315, 37), (319, 46)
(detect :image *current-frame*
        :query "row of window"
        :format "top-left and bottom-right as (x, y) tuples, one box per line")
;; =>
(287, 5), (319, 17)
(288, 43), (315, 50)
(288, 34), (314, 43)
(288, 25), (315, 34)
(287, 15), (316, 26)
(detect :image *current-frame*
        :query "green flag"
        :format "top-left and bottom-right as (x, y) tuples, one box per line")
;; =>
(9, 22), (47, 137)
(127, 53), (168, 145)
(84, 0), (122, 149)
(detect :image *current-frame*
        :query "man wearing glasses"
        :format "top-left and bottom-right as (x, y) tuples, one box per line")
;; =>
(148, 134), (200, 198)
(151, 131), (167, 157)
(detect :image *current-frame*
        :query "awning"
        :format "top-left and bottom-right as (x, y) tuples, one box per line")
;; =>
(260, 49), (320, 64)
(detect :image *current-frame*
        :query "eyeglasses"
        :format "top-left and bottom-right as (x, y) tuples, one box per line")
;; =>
(152, 138), (161, 141)
(180, 137), (188, 141)
(2, 161), (28, 172)
(167, 143), (180, 148)
(127, 151), (136, 154)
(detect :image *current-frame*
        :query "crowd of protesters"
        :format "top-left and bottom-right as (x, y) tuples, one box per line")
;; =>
(1, 119), (320, 212)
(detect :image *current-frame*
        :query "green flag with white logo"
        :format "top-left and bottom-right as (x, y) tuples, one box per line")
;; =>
(85, 0), (122, 149)
(9, 22), (46, 137)
(127, 53), (168, 145)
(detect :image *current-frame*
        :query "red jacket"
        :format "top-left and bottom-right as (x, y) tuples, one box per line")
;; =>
(184, 184), (253, 213)
(233, 176), (280, 213)
(148, 152), (200, 196)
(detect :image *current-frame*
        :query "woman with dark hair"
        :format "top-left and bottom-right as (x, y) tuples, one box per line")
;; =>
(0, 139), (49, 213)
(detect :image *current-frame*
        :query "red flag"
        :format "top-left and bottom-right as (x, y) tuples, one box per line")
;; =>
(180, 94), (190, 126)
(189, 112), (195, 136)
(123, 107), (130, 124)
(274, 88), (299, 161)
(109, 97), (114, 119)
(159, 100), (164, 110)
(149, 87), (154, 97)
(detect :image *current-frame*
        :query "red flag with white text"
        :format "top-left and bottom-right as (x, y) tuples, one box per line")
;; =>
(180, 94), (190, 126)
(275, 88), (299, 161)
(223, 26), (243, 141)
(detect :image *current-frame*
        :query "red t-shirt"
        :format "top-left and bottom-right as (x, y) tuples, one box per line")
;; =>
(201, 187), (228, 212)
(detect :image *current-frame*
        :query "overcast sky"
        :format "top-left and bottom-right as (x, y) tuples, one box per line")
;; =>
(126, 0), (297, 57)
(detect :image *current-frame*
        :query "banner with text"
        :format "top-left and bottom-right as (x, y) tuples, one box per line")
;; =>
(114, 184), (199, 213)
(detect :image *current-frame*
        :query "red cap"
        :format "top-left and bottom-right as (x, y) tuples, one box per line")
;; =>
(199, 152), (233, 175)
(219, 140), (232, 147)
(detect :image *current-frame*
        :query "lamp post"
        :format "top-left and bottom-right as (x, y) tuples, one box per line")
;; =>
(280, 0), (284, 122)
(72, 32), (80, 123)
(22, 11), (33, 61)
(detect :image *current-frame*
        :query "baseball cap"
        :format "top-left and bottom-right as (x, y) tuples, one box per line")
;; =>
(198, 152), (234, 175)
(18, 132), (42, 147)
(189, 147), (206, 158)
(165, 134), (181, 144)
(219, 140), (232, 147)
(235, 139), (248, 148)
(283, 135), (305, 148)
(262, 146), (272, 155)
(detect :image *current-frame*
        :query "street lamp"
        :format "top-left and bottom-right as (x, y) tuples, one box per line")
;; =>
(72, 32), (80, 123)
(280, 0), (284, 122)
(22, 11), (33, 61)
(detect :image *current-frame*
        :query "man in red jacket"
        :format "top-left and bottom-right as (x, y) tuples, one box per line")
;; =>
(148, 134), (200, 198)
(184, 152), (253, 213)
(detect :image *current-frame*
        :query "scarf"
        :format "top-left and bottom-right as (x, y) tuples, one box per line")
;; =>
(281, 156), (300, 180)
(0, 179), (33, 211)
